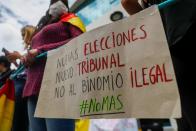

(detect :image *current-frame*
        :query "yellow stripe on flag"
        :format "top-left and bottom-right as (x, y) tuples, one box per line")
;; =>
(0, 95), (14, 131)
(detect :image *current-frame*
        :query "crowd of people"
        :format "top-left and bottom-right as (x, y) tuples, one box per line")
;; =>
(1, 0), (85, 131)
(0, 0), (196, 131)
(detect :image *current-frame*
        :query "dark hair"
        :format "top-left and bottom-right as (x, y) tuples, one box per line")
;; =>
(35, 10), (52, 33)
(0, 56), (11, 69)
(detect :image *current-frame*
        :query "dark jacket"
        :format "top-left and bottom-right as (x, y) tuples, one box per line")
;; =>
(143, 0), (196, 46)
(162, 0), (196, 46)
(0, 69), (12, 87)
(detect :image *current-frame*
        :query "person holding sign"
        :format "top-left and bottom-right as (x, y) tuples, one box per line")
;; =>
(7, 25), (36, 131)
(121, 0), (196, 130)
(18, 0), (85, 131)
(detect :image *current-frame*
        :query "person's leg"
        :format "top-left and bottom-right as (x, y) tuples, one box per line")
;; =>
(12, 98), (29, 131)
(176, 61), (196, 131)
(28, 96), (47, 131)
(182, 23), (196, 131)
(46, 118), (75, 131)
(180, 56), (196, 131)
(12, 78), (29, 131)
(171, 54), (192, 131)
(175, 77), (193, 131)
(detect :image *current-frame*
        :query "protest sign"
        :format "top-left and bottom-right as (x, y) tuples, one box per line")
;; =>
(35, 6), (181, 119)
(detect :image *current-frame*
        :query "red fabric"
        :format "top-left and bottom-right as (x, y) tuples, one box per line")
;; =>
(60, 13), (77, 23)
(23, 21), (82, 97)
(0, 80), (15, 100)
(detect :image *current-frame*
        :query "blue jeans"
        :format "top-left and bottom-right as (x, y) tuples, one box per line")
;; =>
(28, 96), (75, 131)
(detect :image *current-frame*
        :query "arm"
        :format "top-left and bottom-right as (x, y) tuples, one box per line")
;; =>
(36, 23), (83, 53)
(121, 0), (143, 15)
(22, 24), (83, 67)
(7, 51), (22, 61)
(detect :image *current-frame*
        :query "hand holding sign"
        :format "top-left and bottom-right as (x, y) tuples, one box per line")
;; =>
(35, 6), (181, 119)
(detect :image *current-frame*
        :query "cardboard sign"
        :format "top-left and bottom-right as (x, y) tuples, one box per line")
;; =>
(35, 6), (181, 119)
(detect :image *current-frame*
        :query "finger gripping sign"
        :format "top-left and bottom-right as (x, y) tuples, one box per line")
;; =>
(35, 6), (181, 119)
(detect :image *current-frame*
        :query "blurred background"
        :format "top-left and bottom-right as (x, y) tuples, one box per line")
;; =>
(0, 0), (129, 54)
(0, 0), (49, 54)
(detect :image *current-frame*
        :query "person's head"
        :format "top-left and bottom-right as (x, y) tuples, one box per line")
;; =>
(35, 0), (69, 33)
(21, 25), (36, 49)
(50, 0), (68, 9)
(49, 0), (69, 20)
(0, 56), (11, 73)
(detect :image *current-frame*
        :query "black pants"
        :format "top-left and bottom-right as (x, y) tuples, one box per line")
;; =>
(170, 22), (196, 131)
(12, 78), (29, 131)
